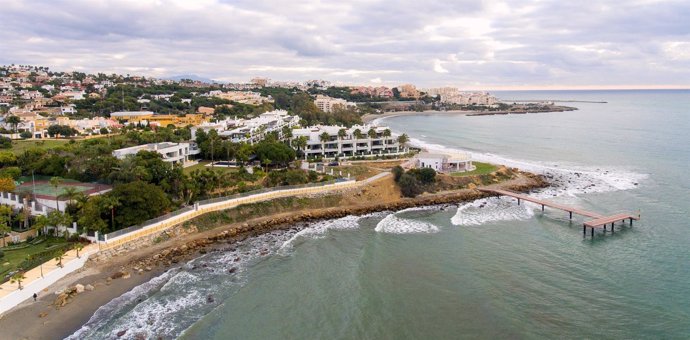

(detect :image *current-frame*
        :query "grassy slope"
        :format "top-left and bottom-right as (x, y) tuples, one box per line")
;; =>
(450, 162), (498, 177)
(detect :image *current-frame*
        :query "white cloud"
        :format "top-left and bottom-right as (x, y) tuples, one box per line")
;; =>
(433, 59), (449, 73)
(0, 0), (688, 88)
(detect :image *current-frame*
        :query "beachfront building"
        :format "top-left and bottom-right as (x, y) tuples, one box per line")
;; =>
(424, 88), (498, 106)
(193, 109), (299, 144)
(415, 152), (474, 173)
(314, 95), (353, 113)
(291, 124), (401, 159)
(112, 142), (200, 166)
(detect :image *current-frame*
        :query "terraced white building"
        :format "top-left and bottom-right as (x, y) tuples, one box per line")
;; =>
(291, 124), (403, 159)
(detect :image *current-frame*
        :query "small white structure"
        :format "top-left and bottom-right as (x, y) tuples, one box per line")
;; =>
(416, 152), (474, 173)
(112, 142), (200, 166)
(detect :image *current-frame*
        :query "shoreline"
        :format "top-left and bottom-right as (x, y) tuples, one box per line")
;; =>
(0, 173), (548, 339)
(362, 106), (578, 124)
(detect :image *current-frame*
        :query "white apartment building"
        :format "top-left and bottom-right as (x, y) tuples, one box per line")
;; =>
(220, 110), (299, 144)
(291, 124), (402, 159)
(193, 109), (299, 144)
(314, 95), (352, 113)
(112, 142), (200, 166)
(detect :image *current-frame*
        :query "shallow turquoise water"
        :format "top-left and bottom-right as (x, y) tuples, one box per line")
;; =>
(70, 90), (690, 339)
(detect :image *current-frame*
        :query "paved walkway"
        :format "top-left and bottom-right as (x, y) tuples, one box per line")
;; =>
(0, 244), (99, 314)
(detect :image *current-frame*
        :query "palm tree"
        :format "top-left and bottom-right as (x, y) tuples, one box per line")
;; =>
(99, 195), (120, 230)
(319, 132), (330, 156)
(54, 250), (65, 268)
(0, 205), (12, 247)
(262, 158), (272, 173)
(74, 242), (85, 258)
(281, 126), (293, 140)
(397, 133), (409, 152)
(353, 129), (364, 140)
(6, 115), (21, 133)
(367, 128), (377, 154)
(383, 129), (392, 145)
(293, 136), (307, 151)
(58, 187), (80, 207)
(33, 215), (49, 237)
(337, 128), (347, 156)
(10, 272), (26, 290)
(49, 177), (62, 212)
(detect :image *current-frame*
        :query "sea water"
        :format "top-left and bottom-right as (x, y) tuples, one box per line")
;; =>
(69, 90), (690, 339)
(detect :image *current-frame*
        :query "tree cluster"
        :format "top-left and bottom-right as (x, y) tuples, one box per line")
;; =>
(392, 165), (436, 198)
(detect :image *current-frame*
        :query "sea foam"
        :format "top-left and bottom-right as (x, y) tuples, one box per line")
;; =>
(405, 137), (646, 226)
(374, 207), (441, 234)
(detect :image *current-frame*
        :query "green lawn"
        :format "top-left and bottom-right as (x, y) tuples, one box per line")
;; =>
(10, 139), (70, 154)
(450, 162), (498, 177)
(0, 237), (72, 278)
(183, 161), (240, 174)
(329, 165), (381, 180)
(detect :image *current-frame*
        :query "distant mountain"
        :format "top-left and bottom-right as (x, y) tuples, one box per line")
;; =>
(166, 74), (218, 83)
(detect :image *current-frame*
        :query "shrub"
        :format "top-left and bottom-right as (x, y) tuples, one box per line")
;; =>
(398, 173), (422, 198)
(409, 168), (436, 184)
(392, 165), (404, 182)
(0, 250), (4, 258)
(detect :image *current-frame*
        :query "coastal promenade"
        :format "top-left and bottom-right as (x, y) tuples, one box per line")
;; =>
(0, 173), (390, 315)
(479, 188), (640, 236)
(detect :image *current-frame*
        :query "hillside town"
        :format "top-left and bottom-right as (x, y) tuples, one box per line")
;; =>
(0, 64), (510, 140)
(0, 64), (546, 310)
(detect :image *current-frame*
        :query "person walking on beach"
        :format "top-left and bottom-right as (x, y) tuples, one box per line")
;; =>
(33, 293), (37, 302)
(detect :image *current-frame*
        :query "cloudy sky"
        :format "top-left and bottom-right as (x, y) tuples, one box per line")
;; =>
(1, 0), (689, 89)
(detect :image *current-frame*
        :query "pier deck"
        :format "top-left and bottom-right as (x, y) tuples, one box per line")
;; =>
(478, 188), (640, 237)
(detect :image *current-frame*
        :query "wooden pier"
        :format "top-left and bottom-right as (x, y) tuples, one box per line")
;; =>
(478, 188), (640, 237)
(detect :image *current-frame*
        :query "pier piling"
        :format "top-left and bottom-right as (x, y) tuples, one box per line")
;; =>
(479, 188), (640, 238)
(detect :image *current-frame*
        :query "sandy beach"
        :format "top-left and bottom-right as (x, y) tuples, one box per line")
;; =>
(362, 110), (472, 124)
(0, 172), (547, 339)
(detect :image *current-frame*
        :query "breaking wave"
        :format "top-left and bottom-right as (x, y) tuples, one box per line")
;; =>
(66, 229), (301, 340)
(374, 207), (442, 234)
(406, 137), (647, 226)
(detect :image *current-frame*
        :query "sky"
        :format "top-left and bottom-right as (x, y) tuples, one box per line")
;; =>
(1, 0), (689, 90)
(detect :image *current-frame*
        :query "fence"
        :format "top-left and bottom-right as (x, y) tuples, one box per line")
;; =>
(99, 178), (364, 250)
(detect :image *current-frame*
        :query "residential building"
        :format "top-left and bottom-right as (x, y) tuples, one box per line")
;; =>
(397, 84), (420, 99)
(215, 109), (299, 144)
(424, 88), (498, 106)
(110, 111), (208, 127)
(415, 152), (474, 173)
(314, 95), (352, 113)
(112, 142), (200, 166)
(211, 91), (273, 105)
(250, 77), (269, 86)
(291, 124), (401, 159)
